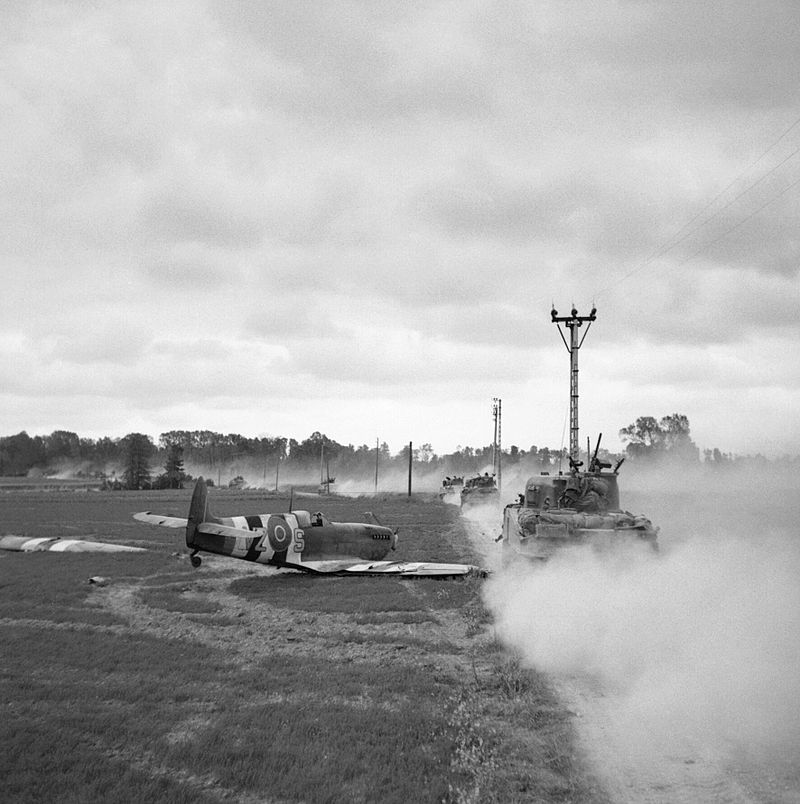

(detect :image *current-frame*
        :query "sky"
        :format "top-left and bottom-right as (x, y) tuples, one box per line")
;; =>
(2, 0), (799, 459)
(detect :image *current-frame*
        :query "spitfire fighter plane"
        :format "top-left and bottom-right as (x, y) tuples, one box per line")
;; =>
(134, 478), (483, 577)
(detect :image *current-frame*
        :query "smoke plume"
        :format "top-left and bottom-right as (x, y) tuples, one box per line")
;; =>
(484, 470), (800, 757)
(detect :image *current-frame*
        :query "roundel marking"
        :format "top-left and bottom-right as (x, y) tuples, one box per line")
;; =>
(266, 515), (292, 551)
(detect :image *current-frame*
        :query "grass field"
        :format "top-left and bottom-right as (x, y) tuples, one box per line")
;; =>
(0, 488), (605, 803)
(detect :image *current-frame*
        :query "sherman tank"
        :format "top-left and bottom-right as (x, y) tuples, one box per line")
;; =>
(461, 472), (500, 508)
(500, 306), (658, 561)
(500, 441), (658, 561)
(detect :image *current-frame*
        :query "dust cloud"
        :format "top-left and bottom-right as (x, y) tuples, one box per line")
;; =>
(484, 465), (800, 765)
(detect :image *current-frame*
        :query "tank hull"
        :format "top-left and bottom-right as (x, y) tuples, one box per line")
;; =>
(501, 500), (658, 562)
(461, 487), (501, 508)
(460, 473), (500, 508)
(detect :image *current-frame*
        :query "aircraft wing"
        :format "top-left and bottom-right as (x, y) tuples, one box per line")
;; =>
(294, 559), (485, 577)
(0, 535), (145, 553)
(133, 512), (188, 529)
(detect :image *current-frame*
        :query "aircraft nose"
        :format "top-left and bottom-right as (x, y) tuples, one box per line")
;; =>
(391, 529), (398, 551)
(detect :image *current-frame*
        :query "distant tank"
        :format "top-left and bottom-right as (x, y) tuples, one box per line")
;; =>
(461, 473), (500, 508)
(438, 475), (464, 503)
(500, 306), (658, 560)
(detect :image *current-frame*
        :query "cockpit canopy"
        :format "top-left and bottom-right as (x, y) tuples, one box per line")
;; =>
(292, 511), (331, 528)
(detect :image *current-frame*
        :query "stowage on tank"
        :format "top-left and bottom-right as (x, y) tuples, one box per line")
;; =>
(500, 451), (659, 561)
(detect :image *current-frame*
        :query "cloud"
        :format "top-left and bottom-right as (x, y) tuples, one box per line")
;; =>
(0, 1), (798, 455)
(140, 183), (265, 250)
(211, 1), (494, 121)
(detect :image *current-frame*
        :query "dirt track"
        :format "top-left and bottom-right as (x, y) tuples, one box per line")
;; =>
(554, 674), (800, 804)
(461, 502), (800, 804)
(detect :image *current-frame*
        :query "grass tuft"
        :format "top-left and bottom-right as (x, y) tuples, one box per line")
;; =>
(137, 586), (221, 614)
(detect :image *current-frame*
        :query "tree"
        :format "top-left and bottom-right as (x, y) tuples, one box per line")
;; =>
(162, 443), (186, 489)
(0, 431), (46, 475)
(121, 433), (153, 489)
(619, 416), (665, 457)
(43, 430), (81, 463)
(290, 432), (342, 463)
(397, 443), (419, 462)
(659, 413), (699, 461)
(93, 436), (120, 464)
(704, 447), (730, 467)
(619, 413), (698, 461)
(417, 443), (435, 463)
(159, 430), (194, 452)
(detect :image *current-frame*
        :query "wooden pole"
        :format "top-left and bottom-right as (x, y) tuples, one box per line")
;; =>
(374, 437), (379, 494)
(407, 441), (412, 497)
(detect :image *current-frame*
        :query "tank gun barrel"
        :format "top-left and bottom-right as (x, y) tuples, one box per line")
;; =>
(590, 433), (602, 470)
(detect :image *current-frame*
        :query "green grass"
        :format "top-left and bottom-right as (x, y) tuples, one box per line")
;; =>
(177, 700), (455, 803)
(0, 551), (167, 624)
(353, 610), (438, 624)
(330, 629), (457, 652)
(230, 573), (435, 613)
(137, 585), (222, 614)
(0, 490), (604, 803)
(161, 656), (464, 803)
(1, 624), (230, 804)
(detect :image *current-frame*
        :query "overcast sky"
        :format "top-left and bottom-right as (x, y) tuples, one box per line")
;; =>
(2, 1), (799, 458)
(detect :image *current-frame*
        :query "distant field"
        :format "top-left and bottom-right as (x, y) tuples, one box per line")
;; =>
(0, 476), (103, 490)
(0, 488), (604, 803)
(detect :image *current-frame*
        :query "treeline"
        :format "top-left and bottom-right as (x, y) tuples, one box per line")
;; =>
(0, 428), (578, 488)
(0, 415), (788, 489)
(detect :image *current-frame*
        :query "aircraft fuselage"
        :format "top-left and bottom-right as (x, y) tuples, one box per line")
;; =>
(189, 511), (396, 569)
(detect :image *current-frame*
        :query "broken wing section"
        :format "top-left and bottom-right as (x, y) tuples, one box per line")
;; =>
(133, 513), (188, 529)
(0, 535), (145, 553)
(295, 558), (486, 577)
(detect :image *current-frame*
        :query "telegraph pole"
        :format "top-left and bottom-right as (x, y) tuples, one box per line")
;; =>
(492, 397), (502, 495)
(551, 306), (596, 462)
(374, 437), (379, 494)
(407, 441), (413, 497)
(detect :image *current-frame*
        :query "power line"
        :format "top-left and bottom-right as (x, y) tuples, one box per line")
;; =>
(680, 172), (800, 265)
(669, 113), (800, 245)
(693, 142), (800, 232)
(595, 111), (800, 298)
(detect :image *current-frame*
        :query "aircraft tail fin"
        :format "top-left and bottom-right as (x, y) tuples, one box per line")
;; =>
(186, 477), (217, 549)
